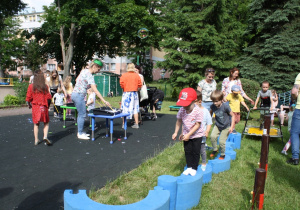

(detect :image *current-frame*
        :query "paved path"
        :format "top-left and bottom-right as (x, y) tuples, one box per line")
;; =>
(0, 109), (176, 209)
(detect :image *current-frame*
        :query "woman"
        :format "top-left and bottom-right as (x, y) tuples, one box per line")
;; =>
(197, 68), (217, 111)
(47, 70), (67, 98)
(72, 59), (110, 140)
(222, 67), (254, 104)
(26, 70), (52, 146)
(120, 63), (142, 129)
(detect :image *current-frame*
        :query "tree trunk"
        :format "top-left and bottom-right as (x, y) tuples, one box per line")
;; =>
(63, 22), (75, 79)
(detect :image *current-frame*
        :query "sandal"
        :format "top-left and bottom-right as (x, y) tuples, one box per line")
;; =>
(43, 138), (52, 146)
(34, 140), (41, 146)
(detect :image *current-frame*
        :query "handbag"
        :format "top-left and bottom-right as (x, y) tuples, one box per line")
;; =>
(139, 82), (148, 102)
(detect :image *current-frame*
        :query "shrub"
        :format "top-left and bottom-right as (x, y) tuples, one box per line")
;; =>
(13, 82), (29, 104)
(4, 94), (20, 105)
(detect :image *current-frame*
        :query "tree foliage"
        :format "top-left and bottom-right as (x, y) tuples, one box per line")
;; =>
(0, 0), (26, 30)
(155, 0), (251, 89)
(238, 0), (300, 92)
(33, 0), (161, 78)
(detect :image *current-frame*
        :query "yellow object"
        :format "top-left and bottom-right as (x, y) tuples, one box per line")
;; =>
(247, 127), (278, 136)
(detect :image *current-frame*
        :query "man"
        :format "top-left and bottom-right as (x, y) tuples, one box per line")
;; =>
(287, 73), (300, 165)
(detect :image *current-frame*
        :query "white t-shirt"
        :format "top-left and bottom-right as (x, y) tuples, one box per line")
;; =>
(53, 93), (65, 106)
(87, 92), (96, 111)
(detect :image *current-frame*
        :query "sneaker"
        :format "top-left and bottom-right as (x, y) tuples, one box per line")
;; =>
(286, 158), (299, 165)
(122, 124), (124, 129)
(232, 129), (237, 134)
(131, 124), (139, 129)
(210, 150), (218, 158)
(183, 168), (192, 175)
(218, 155), (225, 160)
(201, 165), (206, 171)
(77, 133), (90, 140)
(281, 150), (288, 155)
(189, 169), (197, 176)
(77, 133), (90, 137)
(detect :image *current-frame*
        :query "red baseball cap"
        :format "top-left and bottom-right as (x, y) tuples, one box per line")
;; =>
(176, 88), (197, 106)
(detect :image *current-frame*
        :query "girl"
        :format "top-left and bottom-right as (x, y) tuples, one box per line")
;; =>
(26, 70), (52, 146)
(63, 76), (74, 116)
(172, 88), (204, 176)
(52, 87), (66, 118)
(270, 89), (278, 126)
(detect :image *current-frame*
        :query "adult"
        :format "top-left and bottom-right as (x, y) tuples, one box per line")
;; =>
(135, 64), (144, 84)
(26, 70), (52, 146)
(197, 68), (217, 111)
(222, 67), (254, 105)
(287, 73), (300, 165)
(46, 70), (67, 97)
(72, 59), (110, 140)
(120, 63), (142, 129)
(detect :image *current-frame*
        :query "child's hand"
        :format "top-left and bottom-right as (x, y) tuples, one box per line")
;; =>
(205, 131), (209, 137)
(228, 127), (233, 133)
(179, 134), (184, 141)
(172, 133), (177, 140)
(250, 100), (254, 105)
(246, 107), (250, 112)
(181, 134), (190, 141)
(253, 106), (257, 110)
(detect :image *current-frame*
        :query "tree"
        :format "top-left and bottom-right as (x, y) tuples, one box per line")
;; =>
(238, 0), (300, 92)
(155, 0), (251, 89)
(0, 0), (26, 30)
(0, 17), (25, 80)
(34, 0), (161, 78)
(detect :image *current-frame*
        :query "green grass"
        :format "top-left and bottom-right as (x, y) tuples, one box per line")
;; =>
(91, 95), (300, 209)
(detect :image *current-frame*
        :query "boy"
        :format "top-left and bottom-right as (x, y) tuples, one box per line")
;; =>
(52, 87), (66, 118)
(172, 88), (204, 176)
(253, 81), (274, 129)
(226, 85), (249, 133)
(195, 91), (212, 171)
(86, 88), (96, 113)
(210, 90), (235, 160)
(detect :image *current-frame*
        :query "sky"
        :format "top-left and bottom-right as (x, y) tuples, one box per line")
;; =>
(22, 0), (54, 12)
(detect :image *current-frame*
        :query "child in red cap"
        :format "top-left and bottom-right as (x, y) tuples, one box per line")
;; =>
(172, 88), (205, 176)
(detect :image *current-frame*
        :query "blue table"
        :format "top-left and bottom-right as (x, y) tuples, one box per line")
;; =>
(88, 112), (130, 144)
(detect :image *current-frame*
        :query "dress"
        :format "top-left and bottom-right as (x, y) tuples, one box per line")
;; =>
(26, 84), (52, 124)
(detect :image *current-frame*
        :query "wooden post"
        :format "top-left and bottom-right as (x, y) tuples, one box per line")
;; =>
(259, 134), (270, 172)
(252, 168), (266, 209)
(263, 115), (271, 135)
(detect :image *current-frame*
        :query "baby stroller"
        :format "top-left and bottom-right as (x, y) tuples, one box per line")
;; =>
(139, 87), (164, 124)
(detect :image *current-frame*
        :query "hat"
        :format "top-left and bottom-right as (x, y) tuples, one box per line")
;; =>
(176, 88), (197, 106)
(231, 85), (241, 93)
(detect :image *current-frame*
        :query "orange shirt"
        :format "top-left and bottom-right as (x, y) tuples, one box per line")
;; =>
(120, 72), (142, 92)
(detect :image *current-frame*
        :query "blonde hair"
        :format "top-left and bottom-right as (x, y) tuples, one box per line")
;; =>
(89, 59), (104, 69)
(127, 63), (135, 72)
(49, 70), (59, 87)
(210, 90), (224, 101)
(63, 76), (72, 91)
(57, 87), (63, 94)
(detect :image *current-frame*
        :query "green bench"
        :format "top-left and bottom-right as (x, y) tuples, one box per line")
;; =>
(169, 106), (181, 111)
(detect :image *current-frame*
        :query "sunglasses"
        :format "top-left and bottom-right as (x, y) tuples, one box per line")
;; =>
(206, 68), (215, 72)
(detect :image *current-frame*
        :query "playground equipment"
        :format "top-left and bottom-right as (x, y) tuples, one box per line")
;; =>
(242, 108), (283, 142)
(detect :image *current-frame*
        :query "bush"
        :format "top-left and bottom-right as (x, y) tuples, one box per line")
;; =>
(13, 82), (29, 104)
(217, 78), (260, 119)
(4, 94), (20, 105)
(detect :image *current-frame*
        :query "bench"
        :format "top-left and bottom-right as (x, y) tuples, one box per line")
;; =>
(169, 106), (181, 111)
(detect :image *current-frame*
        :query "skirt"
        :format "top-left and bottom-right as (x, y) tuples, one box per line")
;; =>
(32, 105), (49, 124)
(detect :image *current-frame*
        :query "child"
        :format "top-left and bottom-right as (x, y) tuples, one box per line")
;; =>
(52, 87), (66, 118)
(26, 70), (52, 146)
(225, 85), (249, 133)
(63, 76), (73, 116)
(209, 90), (235, 159)
(86, 88), (96, 113)
(270, 89), (278, 126)
(253, 81), (274, 129)
(172, 88), (204, 176)
(281, 104), (296, 155)
(195, 91), (212, 171)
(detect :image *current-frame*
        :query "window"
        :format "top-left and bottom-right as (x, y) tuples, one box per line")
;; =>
(111, 63), (116, 71)
(48, 64), (56, 71)
(101, 64), (109, 71)
(37, 15), (40, 21)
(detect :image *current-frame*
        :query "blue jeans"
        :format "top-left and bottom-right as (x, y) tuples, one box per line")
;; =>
(291, 109), (300, 159)
(72, 92), (86, 134)
(202, 101), (213, 111)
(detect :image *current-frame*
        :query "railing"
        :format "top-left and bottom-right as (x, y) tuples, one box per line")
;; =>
(0, 78), (14, 86)
(278, 91), (291, 106)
